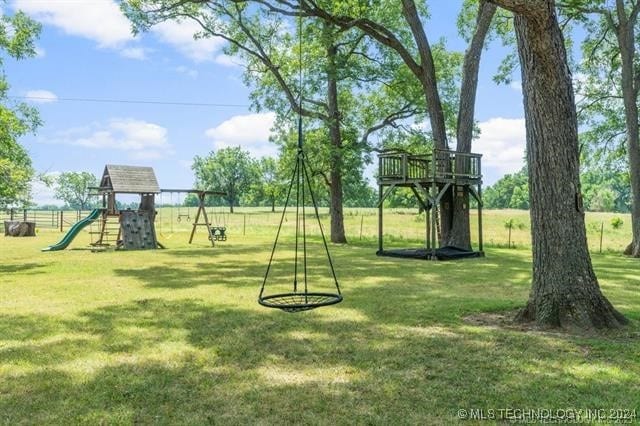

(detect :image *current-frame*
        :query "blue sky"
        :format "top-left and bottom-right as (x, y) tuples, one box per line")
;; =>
(4, 1), (528, 205)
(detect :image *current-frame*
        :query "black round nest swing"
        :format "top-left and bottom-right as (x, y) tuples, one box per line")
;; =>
(258, 129), (343, 313)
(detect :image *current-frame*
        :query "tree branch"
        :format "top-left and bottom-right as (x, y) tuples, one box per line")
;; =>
(457, 0), (496, 153)
(358, 104), (422, 149)
(182, 4), (330, 122)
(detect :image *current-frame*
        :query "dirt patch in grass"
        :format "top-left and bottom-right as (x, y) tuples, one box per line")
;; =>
(463, 309), (639, 340)
(463, 309), (527, 330)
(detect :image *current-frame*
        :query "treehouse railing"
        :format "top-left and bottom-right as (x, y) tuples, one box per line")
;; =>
(378, 152), (431, 181)
(432, 149), (482, 181)
(378, 149), (482, 183)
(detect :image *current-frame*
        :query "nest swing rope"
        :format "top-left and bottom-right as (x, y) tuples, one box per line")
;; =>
(258, 5), (342, 312)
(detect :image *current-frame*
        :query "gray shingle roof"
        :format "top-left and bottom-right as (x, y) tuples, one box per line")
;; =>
(100, 165), (160, 194)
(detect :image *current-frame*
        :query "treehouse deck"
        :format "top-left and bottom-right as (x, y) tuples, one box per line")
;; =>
(377, 149), (482, 186)
(376, 148), (484, 261)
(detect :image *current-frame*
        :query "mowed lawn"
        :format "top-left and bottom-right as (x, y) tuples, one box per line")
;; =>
(1, 209), (639, 424)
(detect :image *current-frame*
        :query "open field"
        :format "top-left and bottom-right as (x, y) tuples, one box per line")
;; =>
(1, 209), (639, 424)
(152, 206), (634, 252)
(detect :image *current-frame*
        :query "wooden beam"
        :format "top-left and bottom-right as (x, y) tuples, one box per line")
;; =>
(160, 189), (226, 195)
(376, 184), (397, 208)
(410, 183), (429, 211)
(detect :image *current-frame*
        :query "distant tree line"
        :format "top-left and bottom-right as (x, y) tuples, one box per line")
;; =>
(189, 146), (377, 211)
(484, 164), (631, 213)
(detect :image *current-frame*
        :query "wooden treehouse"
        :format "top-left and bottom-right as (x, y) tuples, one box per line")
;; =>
(93, 165), (162, 250)
(377, 148), (484, 260)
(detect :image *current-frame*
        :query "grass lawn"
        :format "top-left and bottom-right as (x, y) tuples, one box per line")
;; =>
(1, 209), (639, 424)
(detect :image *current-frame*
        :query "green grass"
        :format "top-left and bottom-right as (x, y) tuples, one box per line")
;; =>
(1, 209), (639, 424)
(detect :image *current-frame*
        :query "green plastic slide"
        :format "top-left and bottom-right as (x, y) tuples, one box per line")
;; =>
(41, 208), (103, 252)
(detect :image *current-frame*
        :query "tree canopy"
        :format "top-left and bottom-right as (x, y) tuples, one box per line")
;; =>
(192, 147), (259, 213)
(54, 172), (98, 210)
(0, 9), (41, 208)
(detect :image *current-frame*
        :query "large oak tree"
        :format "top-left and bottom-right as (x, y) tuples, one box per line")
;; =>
(487, 0), (626, 328)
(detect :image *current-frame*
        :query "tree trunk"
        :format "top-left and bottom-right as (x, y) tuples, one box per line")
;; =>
(401, 0), (449, 148)
(400, 1), (457, 246)
(444, 0), (497, 250)
(271, 197), (275, 213)
(614, 3), (640, 258)
(326, 40), (347, 244)
(443, 189), (471, 249)
(507, 0), (627, 329)
(624, 135), (640, 256)
(229, 195), (235, 214)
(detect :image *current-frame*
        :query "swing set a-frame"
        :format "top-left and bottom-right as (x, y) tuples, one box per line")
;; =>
(159, 189), (226, 247)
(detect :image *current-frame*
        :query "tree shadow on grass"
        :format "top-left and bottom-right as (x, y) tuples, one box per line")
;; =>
(111, 258), (267, 289)
(0, 313), (64, 341)
(110, 241), (640, 335)
(0, 262), (47, 275)
(1, 299), (638, 424)
(112, 265), (226, 290)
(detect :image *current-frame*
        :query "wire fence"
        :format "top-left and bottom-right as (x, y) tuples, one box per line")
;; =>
(1, 207), (631, 254)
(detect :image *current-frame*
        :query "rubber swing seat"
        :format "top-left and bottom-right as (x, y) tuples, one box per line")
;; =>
(259, 292), (343, 313)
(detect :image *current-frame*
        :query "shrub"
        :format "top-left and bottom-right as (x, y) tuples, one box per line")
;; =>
(611, 217), (624, 229)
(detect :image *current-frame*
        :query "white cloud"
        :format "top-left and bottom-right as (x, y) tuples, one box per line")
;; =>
(509, 81), (522, 92)
(25, 89), (58, 103)
(120, 47), (148, 60)
(13, 0), (134, 48)
(152, 19), (225, 62)
(205, 112), (277, 158)
(50, 119), (174, 160)
(475, 117), (526, 176)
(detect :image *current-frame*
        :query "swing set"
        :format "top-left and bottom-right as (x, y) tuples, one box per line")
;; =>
(158, 189), (226, 247)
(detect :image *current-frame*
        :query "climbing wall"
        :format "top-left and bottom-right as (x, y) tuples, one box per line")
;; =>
(119, 210), (158, 250)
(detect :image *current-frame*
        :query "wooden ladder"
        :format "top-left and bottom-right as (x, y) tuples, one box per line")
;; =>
(92, 215), (121, 246)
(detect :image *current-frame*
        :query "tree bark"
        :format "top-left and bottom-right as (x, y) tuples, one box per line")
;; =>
(499, 0), (627, 328)
(326, 38), (347, 244)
